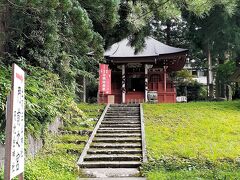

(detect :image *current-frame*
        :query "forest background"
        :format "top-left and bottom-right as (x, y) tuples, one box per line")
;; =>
(1, 0), (240, 142)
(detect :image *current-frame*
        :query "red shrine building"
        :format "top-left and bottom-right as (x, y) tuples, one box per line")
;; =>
(98, 37), (188, 104)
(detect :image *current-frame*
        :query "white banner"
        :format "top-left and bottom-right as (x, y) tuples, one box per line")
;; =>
(9, 64), (25, 179)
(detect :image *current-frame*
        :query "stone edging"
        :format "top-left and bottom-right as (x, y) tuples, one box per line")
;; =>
(0, 117), (63, 170)
(140, 103), (147, 163)
(77, 104), (110, 166)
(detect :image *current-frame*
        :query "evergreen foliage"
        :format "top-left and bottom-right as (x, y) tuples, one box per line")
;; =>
(0, 0), (117, 90)
(216, 60), (236, 85)
(0, 63), (86, 143)
(1, 0), (240, 178)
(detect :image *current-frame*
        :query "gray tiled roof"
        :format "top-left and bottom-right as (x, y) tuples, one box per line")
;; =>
(104, 37), (188, 58)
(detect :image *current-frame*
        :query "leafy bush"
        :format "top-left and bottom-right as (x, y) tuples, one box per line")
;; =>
(0, 64), (83, 142)
(177, 81), (207, 101)
(0, 65), (11, 143)
(216, 60), (236, 85)
(174, 69), (207, 101)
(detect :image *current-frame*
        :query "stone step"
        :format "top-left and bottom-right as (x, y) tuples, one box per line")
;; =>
(104, 116), (140, 120)
(107, 108), (140, 112)
(105, 116), (140, 118)
(107, 114), (140, 116)
(103, 120), (140, 123)
(97, 129), (141, 133)
(79, 177), (146, 180)
(100, 124), (141, 128)
(95, 133), (141, 137)
(108, 108), (139, 109)
(91, 143), (141, 148)
(108, 109), (139, 112)
(110, 107), (139, 109)
(79, 161), (141, 168)
(98, 127), (141, 131)
(107, 110), (140, 112)
(110, 105), (139, 108)
(106, 113), (139, 116)
(103, 118), (140, 121)
(107, 109), (140, 111)
(84, 154), (141, 161)
(101, 121), (141, 127)
(110, 104), (139, 107)
(100, 126), (140, 129)
(87, 148), (142, 154)
(104, 117), (140, 120)
(109, 105), (139, 107)
(101, 121), (140, 124)
(107, 112), (139, 114)
(93, 137), (141, 143)
(101, 123), (140, 126)
(104, 116), (140, 119)
(102, 118), (141, 123)
(59, 129), (92, 136)
(78, 104), (143, 170)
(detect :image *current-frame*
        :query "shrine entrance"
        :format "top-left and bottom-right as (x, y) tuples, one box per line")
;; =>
(125, 64), (145, 103)
(127, 77), (145, 92)
(99, 36), (188, 104)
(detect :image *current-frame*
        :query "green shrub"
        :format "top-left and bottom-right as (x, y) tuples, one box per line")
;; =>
(0, 64), (82, 142)
(0, 65), (11, 143)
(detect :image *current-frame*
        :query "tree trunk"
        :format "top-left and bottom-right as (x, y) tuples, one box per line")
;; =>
(216, 58), (225, 99)
(76, 75), (87, 102)
(234, 82), (239, 99)
(207, 45), (214, 99)
(215, 79), (220, 98)
(226, 85), (232, 101)
(83, 76), (86, 103)
(0, 2), (9, 55)
(165, 19), (171, 45)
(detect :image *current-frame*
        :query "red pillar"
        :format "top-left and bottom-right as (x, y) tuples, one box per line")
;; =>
(122, 64), (126, 103)
(145, 64), (148, 102)
(163, 66), (168, 102)
(164, 67), (167, 92)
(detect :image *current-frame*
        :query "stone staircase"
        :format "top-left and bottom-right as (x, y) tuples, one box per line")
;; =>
(78, 104), (146, 168)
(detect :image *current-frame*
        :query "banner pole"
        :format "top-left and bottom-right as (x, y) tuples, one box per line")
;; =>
(4, 64), (25, 180)
(4, 94), (12, 180)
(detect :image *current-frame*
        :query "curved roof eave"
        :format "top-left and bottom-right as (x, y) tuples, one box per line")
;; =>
(104, 36), (188, 58)
(105, 50), (188, 60)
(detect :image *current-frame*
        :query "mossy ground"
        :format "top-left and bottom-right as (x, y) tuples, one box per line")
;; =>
(143, 101), (240, 179)
(78, 103), (105, 118)
(59, 134), (89, 143)
(24, 139), (82, 180)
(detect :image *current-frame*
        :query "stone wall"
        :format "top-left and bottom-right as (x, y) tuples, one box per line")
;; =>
(48, 117), (63, 134)
(0, 117), (63, 169)
(0, 144), (4, 169)
(27, 118), (63, 157)
(26, 134), (44, 157)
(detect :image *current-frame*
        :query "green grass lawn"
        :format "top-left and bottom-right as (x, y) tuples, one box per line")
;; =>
(143, 101), (240, 179)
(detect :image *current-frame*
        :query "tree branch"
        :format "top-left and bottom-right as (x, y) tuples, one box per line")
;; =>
(137, 0), (171, 19)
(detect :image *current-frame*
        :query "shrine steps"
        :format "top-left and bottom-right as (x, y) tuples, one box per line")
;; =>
(77, 104), (147, 169)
